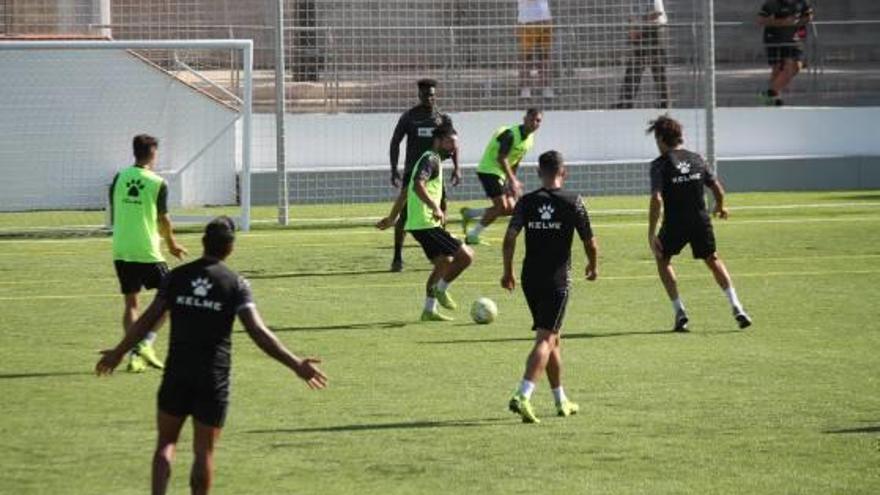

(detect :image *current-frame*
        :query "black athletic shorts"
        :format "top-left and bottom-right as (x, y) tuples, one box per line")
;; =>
(477, 172), (505, 198)
(766, 44), (804, 66)
(522, 283), (570, 333)
(658, 219), (716, 259)
(158, 372), (229, 428)
(114, 260), (169, 294)
(409, 227), (462, 260)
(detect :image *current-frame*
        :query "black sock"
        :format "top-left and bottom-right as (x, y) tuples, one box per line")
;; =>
(393, 245), (402, 262)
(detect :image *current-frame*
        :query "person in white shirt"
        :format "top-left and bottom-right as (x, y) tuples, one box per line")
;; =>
(616, 0), (670, 109)
(517, 0), (554, 99)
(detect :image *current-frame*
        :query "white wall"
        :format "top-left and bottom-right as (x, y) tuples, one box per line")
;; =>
(251, 107), (880, 171)
(0, 49), (238, 211)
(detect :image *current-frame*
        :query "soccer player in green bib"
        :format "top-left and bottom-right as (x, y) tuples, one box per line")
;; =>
(377, 126), (475, 321)
(461, 108), (543, 245)
(109, 135), (187, 372)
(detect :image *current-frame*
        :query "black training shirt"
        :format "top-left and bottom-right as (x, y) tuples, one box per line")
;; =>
(391, 105), (453, 172)
(158, 257), (254, 379)
(650, 148), (716, 225)
(759, 0), (813, 44)
(508, 187), (593, 287)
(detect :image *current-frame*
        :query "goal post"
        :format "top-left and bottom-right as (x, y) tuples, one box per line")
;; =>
(0, 38), (253, 235)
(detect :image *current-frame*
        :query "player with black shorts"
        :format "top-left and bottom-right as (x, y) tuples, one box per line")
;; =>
(97, 216), (327, 495)
(378, 126), (474, 322)
(502, 150), (598, 424)
(110, 134), (187, 372)
(758, 0), (814, 106)
(647, 116), (752, 332)
(388, 79), (461, 272)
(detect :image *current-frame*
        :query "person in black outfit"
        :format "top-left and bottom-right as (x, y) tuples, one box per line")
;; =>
(502, 150), (598, 424)
(388, 79), (461, 272)
(758, 0), (814, 106)
(96, 216), (327, 495)
(646, 116), (752, 332)
(616, 0), (670, 109)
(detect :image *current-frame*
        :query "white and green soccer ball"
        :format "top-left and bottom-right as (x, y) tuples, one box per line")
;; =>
(470, 297), (498, 325)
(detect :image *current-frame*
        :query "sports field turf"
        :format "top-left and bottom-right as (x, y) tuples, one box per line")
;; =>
(1, 191), (879, 494)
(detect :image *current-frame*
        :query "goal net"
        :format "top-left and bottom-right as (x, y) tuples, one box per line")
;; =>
(0, 38), (253, 236)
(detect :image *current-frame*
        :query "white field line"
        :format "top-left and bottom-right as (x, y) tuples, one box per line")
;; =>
(1, 268), (878, 301)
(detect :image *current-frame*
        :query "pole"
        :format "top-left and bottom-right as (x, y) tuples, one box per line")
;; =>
(242, 41), (254, 232)
(275, 0), (290, 225)
(704, 0), (718, 177)
(97, 0), (111, 38)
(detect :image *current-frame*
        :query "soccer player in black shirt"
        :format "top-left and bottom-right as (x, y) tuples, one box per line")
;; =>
(96, 216), (327, 495)
(758, 0), (814, 106)
(388, 79), (461, 272)
(647, 116), (752, 332)
(502, 150), (598, 424)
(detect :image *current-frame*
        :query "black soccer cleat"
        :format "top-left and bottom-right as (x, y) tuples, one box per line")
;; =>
(673, 310), (690, 333)
(734, 308), (752, 330)
(390, 259), (403, 273)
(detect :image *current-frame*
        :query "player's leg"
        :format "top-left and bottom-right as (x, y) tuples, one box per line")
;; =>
(772, 57), (802, 98)
(190, 419), (222, 495)
(649, 42), (669, 109)
(509, 329), (555, 424)
(429, 230), (472, 312)
(152, 410), (186, 495)
(116, 260), (149, 372)
(617, 45), (644, 108)
(538, 26), (554, 98)
(692, 221), (751, 329)
(391, 186), (409, 272)
(655, 227), (689, 331)
(134, 263), (169, 369)
(421, 255), (453, 321)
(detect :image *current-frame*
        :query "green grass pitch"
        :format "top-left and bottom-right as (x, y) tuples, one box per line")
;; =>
(1, 191), (879, 494)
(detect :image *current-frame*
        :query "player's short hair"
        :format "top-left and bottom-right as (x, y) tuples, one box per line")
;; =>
(417, 78), (438, 91)
(203, 215), (236, 257)
(538, 150), (564, 175)
(646, 115), (684, 147)
(526, 108), (543, 118)
(432, 125), (457, 140)
(132, 134), (158, 162)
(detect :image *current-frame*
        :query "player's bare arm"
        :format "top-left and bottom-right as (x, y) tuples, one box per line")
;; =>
(238, 306), (328, 390)
(583, 237), (599, 281)
(96, 296), (168, 375)
(501, 228), (518, 291)
(450, 144), (462, 186)
(159, 213), (187, 259)
(648, 191), (664, 258)
(376, 190), (408, 230)
(708, 180), (729, 219)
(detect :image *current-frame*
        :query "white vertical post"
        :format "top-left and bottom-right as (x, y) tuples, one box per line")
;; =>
(704, 0), (718, 176)
(241, 41), (254, 232)
(275, 0), (289, 225)
(96, 0), (112, 38)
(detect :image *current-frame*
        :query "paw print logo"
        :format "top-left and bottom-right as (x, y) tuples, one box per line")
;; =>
(539, 204), (554, 220)
(126, 178), (145, 198)
(191, 277), (213, 297)
(675, 161), (692, 175)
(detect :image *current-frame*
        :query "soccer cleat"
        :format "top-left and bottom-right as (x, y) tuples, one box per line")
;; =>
(556, 400), (580, 417)
(758, 91), (775, 106)
(420, 309), (453, 322)
(509, 393), (540, 424)
(135, 342), (164, 369)
(465, 234), (490, 246)
(432, 287), (458, 310)
(734, 308), (752, 329)
(126, 353), (147, 373)
(390, 259), (403, 272)
(673, 310), (689, 333)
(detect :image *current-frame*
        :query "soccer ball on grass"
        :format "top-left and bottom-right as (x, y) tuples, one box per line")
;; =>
(470, 297), (498, 324)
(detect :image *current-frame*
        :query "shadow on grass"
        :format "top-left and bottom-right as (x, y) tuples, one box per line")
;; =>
(240, 268), (428, 280)
(824, 424), (880, 434)
(246, 417), (510, 435)
(0, 371), (93, 380)
(420, 329), (740, 344)
(268, 320), (409, 333)
(827, 193), (880, 202)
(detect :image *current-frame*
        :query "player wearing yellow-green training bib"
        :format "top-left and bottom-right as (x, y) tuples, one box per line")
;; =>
(109, 134), (187, 373)
(461, 109), (543, 246)
(376, 126), (474, 322)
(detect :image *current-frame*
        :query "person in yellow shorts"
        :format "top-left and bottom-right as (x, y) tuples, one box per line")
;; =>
(518, 0), (554, 99)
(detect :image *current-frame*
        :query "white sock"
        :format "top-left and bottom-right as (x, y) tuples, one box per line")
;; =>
(424, 297), (437, 313)
(552, 387), (567, 404)
(467, 223), (486, 238)
(465, 208), (485, 220)
(724, 287), (743, 312)
(144, 331), (157, 345)
(672, 298), (685, 314)
(518, 379), (536, 399)
(435, 279), (449, 292)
